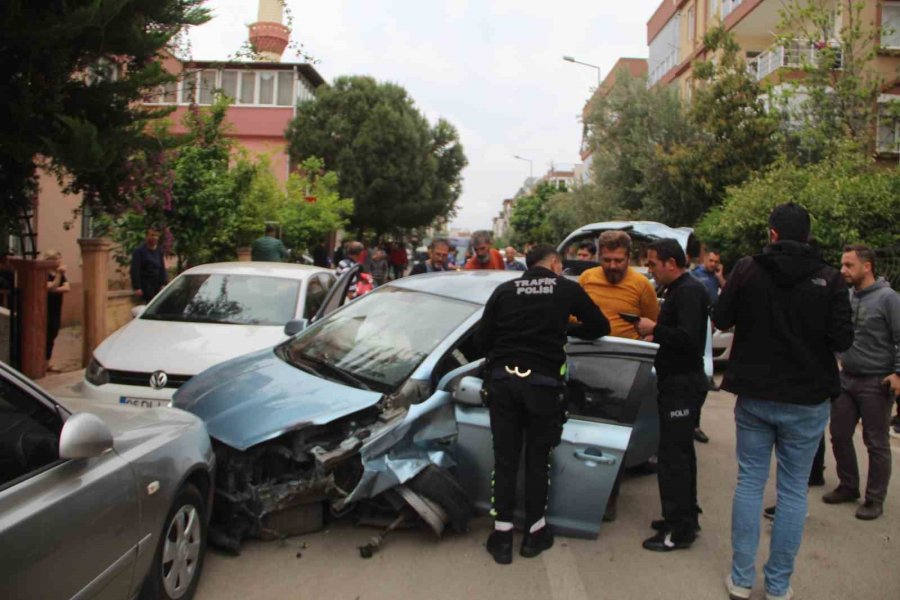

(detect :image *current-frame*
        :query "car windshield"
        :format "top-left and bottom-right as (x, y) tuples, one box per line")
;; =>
(142, 274), (300, 325)
(280, 286), (479, 391)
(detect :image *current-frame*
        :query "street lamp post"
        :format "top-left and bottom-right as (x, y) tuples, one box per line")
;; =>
(563, 55), (602, 86)
(513, 154), (533, 179)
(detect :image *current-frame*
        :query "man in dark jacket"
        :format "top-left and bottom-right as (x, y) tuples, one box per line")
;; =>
(634, 238), (709, 552)
(410, 239), (450, 275)
(251, 224), (289, 262)
(130, 228), (168, 302)
(476, 245), (609, 565)
(713, 203), (853, 600)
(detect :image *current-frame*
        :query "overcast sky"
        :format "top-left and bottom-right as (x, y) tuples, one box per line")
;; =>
(188, 0), (661, 231)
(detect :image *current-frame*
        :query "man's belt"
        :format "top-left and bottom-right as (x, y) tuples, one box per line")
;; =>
(492, 365), (563, 387)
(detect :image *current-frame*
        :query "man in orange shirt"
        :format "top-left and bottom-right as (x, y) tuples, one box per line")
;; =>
(465, 231), (506, 270)
(578, 230), (661, 522)
(578, 230), (660, 340)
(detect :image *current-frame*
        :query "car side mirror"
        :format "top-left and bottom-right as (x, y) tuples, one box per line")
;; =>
(284, 318), (309, 336)
(131, 305), (147, 318)
(452, 376), (484, 406)
(59, 413), (114, 459)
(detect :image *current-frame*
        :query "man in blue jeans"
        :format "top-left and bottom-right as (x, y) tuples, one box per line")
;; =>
(713, 203), (853, 600)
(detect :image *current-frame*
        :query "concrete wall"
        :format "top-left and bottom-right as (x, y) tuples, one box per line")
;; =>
(106, 290), (139, 336)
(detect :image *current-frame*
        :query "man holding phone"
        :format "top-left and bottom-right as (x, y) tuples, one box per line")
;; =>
(578, 230), (660, 340)
(634, 239), (709, 552)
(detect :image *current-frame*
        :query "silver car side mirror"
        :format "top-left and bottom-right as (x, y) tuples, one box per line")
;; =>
(284, 318), (309, 336)
(131, 305), (147, 318)
(59, 413), (114, 459)
(452, 376), (484, 407)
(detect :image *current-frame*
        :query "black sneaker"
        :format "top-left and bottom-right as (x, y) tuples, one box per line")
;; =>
(520, 526), (554, 558)
(693, 428), (710, 444)
(486, 530), (513, 565)
(763, 505), (776, 520)
(642, 528), (695, 552)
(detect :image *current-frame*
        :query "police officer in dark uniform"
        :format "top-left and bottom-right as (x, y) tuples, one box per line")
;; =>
(475, 244), (610, 564)
(634, 238), (709, 552)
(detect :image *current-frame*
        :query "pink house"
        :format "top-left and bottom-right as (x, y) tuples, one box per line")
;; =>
(32, 1), (325, 327)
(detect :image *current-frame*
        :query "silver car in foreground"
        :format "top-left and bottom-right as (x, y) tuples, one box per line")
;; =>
(173, 269), (660, 553)
(0, 363), (214, 600)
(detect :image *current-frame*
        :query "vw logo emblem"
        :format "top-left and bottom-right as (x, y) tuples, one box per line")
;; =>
(149, 370), (168, 390)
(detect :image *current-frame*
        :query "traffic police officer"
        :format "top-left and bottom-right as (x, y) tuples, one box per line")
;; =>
(476, 244), (610, 564)
(635, 238), (709, 552)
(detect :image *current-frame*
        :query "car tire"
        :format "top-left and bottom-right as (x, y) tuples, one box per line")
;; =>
(407, 466), (472, 534)
(140, 483), (208, 600)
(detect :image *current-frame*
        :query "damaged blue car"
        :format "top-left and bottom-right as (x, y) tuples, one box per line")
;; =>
(172, 267), (660, 554)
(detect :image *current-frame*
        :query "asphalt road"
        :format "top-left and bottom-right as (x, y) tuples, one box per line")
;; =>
(191, 387), (900, 600)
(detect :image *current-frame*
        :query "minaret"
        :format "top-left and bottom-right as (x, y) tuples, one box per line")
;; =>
(248, 0), (291, 62)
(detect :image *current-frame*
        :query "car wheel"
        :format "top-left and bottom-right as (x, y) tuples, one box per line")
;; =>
(141, 483), (207, 600)
(407, 465), (472, 533)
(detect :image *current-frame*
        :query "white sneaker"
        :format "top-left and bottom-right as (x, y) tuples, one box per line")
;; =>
(766, 587), (794, 600)
(725, 575), (752, 600)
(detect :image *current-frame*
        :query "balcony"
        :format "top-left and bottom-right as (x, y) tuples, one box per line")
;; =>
(747, 41), (843, 81)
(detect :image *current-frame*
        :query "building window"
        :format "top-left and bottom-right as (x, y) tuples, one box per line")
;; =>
(239, 71), (256, 104)
(259, 71), (276, 104)
(277, 71), (294, 106)
(883, 2), (900, 48)
(221, 70), (239, 101)
(876, 98), (900, 153)
(708, 0), (718, 21)
(198, 69), (217, 105)
(297, 78), (315, 103)
(181, 72), (197, 104)
(687, 6), (696, 42)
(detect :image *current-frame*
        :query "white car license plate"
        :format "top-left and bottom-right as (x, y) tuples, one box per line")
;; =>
(119, 397), (167, 408)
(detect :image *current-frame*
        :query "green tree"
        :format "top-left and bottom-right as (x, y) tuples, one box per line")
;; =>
(771, 0), (897, 160)
(279, 157), (354, 253)
(695, 143), (900, 268)
(663, 26), (778, 225)
(97, 98), (254, 270)
(584, 71), (693, 219)
(544, 183), (620, 242)
(286, 76), (467, 236)
(0, 0), (210, 231)
(508, 181), (566, 245)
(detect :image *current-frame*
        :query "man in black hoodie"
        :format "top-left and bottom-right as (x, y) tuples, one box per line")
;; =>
(713, 203), (853, 600)
(476, 244), (609, 565)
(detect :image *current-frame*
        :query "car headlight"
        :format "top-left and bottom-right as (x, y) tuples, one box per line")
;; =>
(86, 357), (109, 386)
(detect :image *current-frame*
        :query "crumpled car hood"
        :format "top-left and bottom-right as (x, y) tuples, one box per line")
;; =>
(173, 348), (383, 451)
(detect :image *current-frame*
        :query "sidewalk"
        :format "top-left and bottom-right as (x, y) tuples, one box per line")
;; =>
(38, 325), (85, 391)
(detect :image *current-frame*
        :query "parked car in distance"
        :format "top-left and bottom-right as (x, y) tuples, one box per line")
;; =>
(82, 262), (335, 408)
(0, 362), (215, 600)
(173, 269), (660, 551)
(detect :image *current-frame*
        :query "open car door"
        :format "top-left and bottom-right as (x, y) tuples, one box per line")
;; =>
(312, 264), (360, 323)
(452, 336), (657, 538)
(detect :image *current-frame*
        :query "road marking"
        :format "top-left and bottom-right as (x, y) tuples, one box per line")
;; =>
(541, 543), (590, 600)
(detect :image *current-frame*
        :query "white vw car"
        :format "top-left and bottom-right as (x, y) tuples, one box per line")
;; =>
(82, 262), (335, 408)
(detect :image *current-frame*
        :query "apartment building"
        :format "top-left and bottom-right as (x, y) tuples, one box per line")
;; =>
(492, 198), (516, 241)
(647, 0), (900, 151)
